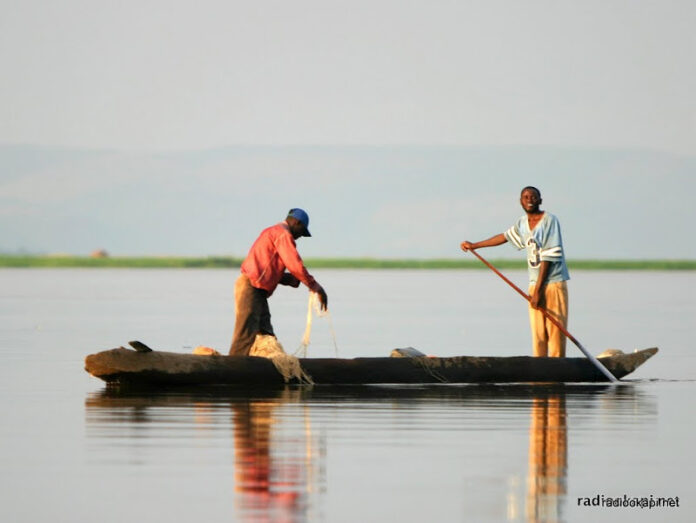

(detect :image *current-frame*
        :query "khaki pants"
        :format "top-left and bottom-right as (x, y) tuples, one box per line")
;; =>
(528, 281), (568, 358)
(229, 274), (275, 356)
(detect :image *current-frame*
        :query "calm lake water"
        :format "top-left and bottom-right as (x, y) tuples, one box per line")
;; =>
(0, 268), (694, 522)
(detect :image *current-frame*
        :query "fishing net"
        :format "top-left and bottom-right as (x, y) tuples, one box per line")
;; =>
(250, 334), (314, 385)
(294, 291), (339, 358)
(192, 291), (336, 384)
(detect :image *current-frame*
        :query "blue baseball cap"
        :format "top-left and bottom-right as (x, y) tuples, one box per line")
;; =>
(287, 208), (311, 236)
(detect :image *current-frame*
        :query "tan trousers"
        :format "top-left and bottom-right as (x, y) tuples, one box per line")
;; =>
(528, 281), (568, 357)
(229, 274), (275, 356)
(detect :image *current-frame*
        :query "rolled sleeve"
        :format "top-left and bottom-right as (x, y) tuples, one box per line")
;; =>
(504, 223), (525, 250)
(539, 216), (563, 262)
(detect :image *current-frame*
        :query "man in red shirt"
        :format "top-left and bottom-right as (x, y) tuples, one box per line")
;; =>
(229, 208), (328, 356)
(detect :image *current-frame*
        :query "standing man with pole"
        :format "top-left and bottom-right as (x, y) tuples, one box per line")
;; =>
(229, 208), (328, 356)
(460, 186), (570, 357)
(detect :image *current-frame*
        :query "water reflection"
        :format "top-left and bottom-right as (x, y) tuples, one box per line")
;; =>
(86, 387), (325, 522)
(232, 389), (324, 522)
(525, 394), (567, 523)
(85, 384), (653, 522)
(506, 384), (653, 523)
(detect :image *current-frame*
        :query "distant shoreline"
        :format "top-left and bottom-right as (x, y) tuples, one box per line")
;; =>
(1, 255), (695, 270)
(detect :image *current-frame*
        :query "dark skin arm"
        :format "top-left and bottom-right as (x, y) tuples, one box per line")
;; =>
(281, 218), (329, 310)
(460, 233), (508, 251)
(530, 260), (550, 309)
(278, 273), (328, 310)
(461, 234), (548, 309)
(281, 277), (327, 311)
(315, 286), (328, 311)
(279, 272), (300, 288)
(463, 188), (552, 309)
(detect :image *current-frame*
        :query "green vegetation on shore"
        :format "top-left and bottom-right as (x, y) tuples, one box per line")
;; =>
(0, 255), (242, 268)
(1, 255), (695, 270)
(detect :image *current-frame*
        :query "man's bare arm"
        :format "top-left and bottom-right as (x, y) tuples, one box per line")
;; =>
(460, 233), (507, 251)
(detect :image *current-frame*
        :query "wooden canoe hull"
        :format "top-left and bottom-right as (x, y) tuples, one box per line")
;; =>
(84, 347), (658, 386)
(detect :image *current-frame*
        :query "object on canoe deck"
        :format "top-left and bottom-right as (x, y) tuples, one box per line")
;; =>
(84, 346), (658, 387)
(192, 346), (221, 356)
(390, 347), (428, 358)
(128, 340), (153, 353)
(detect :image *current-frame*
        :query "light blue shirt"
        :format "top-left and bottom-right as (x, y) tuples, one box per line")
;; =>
(504, 212), (570, 284)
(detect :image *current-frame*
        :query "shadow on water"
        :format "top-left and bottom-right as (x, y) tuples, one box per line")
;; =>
(85, 384), (656, 522)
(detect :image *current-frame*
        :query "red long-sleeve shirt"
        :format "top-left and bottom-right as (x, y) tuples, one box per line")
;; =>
(241, 222), (320, 296)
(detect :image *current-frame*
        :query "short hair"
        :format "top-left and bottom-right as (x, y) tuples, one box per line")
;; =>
(521, 186), (541, 198)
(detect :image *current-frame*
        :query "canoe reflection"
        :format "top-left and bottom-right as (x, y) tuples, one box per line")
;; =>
(85, 383), (651, 522)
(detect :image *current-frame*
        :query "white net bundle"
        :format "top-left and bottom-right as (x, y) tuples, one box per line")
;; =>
(250, 334), (314, 384)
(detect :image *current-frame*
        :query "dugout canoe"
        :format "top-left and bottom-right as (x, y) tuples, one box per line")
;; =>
(84, 345), (658, 386)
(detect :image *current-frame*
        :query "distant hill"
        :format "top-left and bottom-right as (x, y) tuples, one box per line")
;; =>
(1, 144), (694, 259)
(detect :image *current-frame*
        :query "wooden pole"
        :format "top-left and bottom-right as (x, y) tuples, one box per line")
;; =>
(468, 250), (618, 382)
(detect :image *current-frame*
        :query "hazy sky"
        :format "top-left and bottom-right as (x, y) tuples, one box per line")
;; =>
(1, 1), (694, 154)
(1, 2), (694, 259)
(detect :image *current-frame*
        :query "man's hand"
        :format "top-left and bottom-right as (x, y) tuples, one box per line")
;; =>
(279, 273), (300, 288)
(316, 286), (328, 311)
(530, 261), (550, 309)
(530, 288), (545, 309)
(460, 241), (475, 252)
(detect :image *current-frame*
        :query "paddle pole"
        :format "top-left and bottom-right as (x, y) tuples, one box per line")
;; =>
(468, 249), (618, 382)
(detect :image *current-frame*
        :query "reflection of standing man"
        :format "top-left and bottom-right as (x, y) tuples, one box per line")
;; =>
(232, 396), (301, 519)
(460, 187), (570, 357)
(527, 394), (567, 521)
(231, 389), (323, 522)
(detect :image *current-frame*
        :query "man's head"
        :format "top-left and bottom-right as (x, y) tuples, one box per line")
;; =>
(520, 186), (542, 213)
(286, 208), (312, 239)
